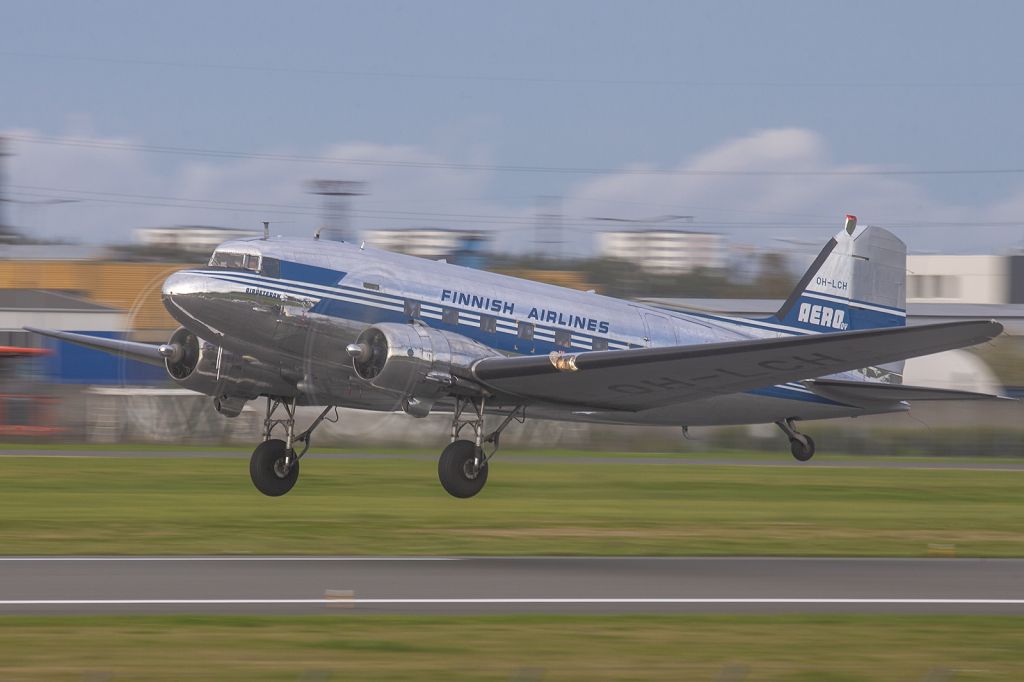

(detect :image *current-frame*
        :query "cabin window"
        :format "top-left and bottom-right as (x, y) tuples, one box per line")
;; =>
(591, 338), (609, 351)
(554, 330), (572, 348)
(479, 315), (497, 333)
(260, 257), (280, 277)
(442, 307), (459, 325)
(404, 300), (421, 319)
(517, 321), (534, 340)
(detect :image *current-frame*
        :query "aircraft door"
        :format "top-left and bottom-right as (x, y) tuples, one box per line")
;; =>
(643, 312), (679, 348)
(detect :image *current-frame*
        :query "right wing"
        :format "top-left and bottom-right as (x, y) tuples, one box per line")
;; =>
(24, 327), (166, 367)
(471, 320), (1003, 411)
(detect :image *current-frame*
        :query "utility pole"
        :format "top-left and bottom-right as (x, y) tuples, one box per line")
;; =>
(533, 195), (563, 261)
(307, 180), (367, 242)
(0, 136), (13, 242)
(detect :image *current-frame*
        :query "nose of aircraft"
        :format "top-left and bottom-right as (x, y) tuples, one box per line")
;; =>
(161, 270), (202, 299)
(161, 270), (210, 323)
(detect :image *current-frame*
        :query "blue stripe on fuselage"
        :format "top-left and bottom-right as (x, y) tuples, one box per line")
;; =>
(279, 261), (348, 286)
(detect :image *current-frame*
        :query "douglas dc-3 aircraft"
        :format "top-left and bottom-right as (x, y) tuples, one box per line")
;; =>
(28, 215), (1008, 498)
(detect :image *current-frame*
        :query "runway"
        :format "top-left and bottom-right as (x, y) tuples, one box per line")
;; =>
(1, 557), (1022, 615)
(3, 449), (1024, 471)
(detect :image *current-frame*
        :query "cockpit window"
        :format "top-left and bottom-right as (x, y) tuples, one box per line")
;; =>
(210, 251), (241, 268)
(209, 250), (260, 272)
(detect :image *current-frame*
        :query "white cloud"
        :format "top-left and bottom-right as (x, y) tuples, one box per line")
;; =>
(4, 126), (1024, 256)
(564, 128), (1024, 255)
(2, 130), (506, 244)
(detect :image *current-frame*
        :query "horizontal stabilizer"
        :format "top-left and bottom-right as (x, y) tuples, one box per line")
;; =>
(24, 327), (166, 367)
(805, 378), (1015, 404)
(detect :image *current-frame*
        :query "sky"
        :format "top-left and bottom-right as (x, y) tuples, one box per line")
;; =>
(2, 0), (1024, 256)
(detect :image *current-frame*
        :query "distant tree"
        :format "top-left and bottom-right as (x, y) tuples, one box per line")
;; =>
(753, 253), (797, 298)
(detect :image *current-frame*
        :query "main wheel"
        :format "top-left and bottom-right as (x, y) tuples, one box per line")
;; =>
(438, 439), (488, 498)
(250, 438), (299, 496)
(790, 435), (816, 462)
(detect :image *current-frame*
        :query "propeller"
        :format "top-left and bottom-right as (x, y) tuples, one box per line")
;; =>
(162, 330), (201, 380)
(349, 328), (389, 380)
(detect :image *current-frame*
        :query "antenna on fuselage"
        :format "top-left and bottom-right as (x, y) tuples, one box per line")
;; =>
(262, 221), (270, 240)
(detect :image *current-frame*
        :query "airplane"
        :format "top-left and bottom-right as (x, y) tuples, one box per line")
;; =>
(28, 215), (1009, 498)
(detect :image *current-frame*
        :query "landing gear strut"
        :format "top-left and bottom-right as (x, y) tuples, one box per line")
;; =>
(438, 396), (524, 498)
(249, 397), (337, 496)
(776, 418), (816, 462)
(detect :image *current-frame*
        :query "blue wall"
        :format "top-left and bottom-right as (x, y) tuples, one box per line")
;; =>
(41, 331), (169, 385)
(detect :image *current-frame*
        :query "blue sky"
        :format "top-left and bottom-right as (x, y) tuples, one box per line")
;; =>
(2, 0), (1023, 254)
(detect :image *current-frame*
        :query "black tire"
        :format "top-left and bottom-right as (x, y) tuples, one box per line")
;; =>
(438, 439), (488, 498)
(790, 435), (816, 462)
(250, 438), (299, 496)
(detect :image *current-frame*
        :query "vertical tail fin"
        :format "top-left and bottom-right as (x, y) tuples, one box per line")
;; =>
(771, 215), (906, 333)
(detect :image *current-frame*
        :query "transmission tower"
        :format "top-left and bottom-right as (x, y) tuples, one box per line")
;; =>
(0, 137), (13, 241)
(307, 180), (367, 242)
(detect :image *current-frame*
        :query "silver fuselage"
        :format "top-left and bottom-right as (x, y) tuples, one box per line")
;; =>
(160, 237), (898, 426)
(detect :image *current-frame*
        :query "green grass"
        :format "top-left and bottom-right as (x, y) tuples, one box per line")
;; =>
(6, 440), (1024, 463)
(0, 456), (1022, 556)
(0, 441), (251, 452)
(0, 615), (1021, 680)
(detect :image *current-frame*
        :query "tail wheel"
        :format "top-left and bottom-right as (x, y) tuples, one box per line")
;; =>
(438, 439), (488, 498)
(250, 438), (299, 496)
(790, 435), (816, 462)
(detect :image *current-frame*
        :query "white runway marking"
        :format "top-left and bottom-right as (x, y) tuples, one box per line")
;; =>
(2, 598), (1024, 607)
(0, 556), (456, 562)
(0, 556), (1015, 563)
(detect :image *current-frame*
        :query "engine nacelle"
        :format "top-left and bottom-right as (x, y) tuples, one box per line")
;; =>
(348, 323), (499, 417)
(161, 327), (293, 415)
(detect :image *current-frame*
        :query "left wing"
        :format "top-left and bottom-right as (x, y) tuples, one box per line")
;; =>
(24, 327), (166, 366)
(470, 320), (1003, 411)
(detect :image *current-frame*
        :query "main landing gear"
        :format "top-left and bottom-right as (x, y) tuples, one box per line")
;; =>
(775, 418), (816, 462)
(438, 397), (524, 499)
(249, 397), (337, 496)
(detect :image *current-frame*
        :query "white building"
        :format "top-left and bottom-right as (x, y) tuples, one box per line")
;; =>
(906, 255), (1010, 304)
(135, 226), (258, 254)
(363, 228), (488, 260)
(598, 230), (726, 274)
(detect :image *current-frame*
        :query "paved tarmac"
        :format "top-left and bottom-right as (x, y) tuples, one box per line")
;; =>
(1, 557), (1022, 615)
(3, 449), (1024, 470)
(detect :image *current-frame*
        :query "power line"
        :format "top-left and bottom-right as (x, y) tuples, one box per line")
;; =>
(7, 134), (1024, 177)
(3, 49), (1023, 89)
(10, 184), (1024, 230)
